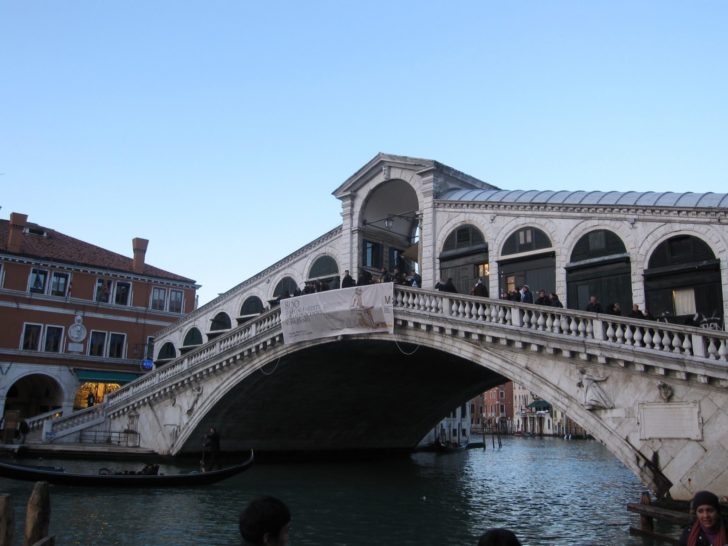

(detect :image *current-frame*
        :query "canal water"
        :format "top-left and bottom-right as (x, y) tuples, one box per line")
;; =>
(1, 437), (663, 545)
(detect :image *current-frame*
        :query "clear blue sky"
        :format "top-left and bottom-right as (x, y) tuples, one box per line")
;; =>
(2, 1), (726, 305)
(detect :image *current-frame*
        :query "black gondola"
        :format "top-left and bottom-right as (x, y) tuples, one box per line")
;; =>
(0, 450), (254, 487)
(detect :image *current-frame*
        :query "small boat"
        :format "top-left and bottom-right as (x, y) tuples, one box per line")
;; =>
(0, 450), (254, 487)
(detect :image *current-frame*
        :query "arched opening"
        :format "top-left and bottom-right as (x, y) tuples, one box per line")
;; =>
(3, 374), (63, 419)
(498, 227), (555, 298)
(208, 312), (232, 341)
(439, 224), (489, 295)
(156, 341), (177, 367)
(359, 179), (419, 283)
(180, 327), (203, 354)
(645, 235), (723, 327)
(238, 296), (264, 324)
(73, 382), (121, 410)
(566, 230), (631, 312)
(272, 277), (298, 305)
(307, 255), (340, 292)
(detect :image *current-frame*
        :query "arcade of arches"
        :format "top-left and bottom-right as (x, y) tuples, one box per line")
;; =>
(437, 225), (723, 328)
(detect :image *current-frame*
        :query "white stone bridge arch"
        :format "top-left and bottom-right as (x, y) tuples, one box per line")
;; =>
(45, 286), (728, 500)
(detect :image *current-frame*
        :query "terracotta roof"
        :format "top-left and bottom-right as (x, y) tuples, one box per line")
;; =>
(0, 219), (196, 283)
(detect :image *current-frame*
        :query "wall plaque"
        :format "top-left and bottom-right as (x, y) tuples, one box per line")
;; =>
(639, 401), (702, 440)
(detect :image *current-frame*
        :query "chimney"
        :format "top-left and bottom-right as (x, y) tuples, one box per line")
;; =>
(132, 237), (149, 274)
(7, 212), (28, 253)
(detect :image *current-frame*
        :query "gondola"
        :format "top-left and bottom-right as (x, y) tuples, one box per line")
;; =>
(0, 450), (254, 487)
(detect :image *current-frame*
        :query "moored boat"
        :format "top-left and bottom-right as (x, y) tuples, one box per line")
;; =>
(0, 450), (254, 487)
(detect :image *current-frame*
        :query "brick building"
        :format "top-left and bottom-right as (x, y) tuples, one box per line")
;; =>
(0, 212), (198, 428)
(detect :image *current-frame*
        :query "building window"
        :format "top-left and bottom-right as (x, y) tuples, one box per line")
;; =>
(30, 269), (48, 294)
(362, 240), (383, 269)
(95, 279), (112, 303)
(151, 287), (167, 311)
(115, 282), (131, 306)
(499, 391), (505, 399)
(44, 326), (63, 352)
(89, 331), (107, 357)
(22, 323), (42, 350)
(50, 272), (70, 297)
(108, 333), (126, 358)
(500, 404), (506, 415)
(169, 290), (184, 313)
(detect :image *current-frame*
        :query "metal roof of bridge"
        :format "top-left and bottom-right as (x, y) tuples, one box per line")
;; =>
(438, 189), (728, 208)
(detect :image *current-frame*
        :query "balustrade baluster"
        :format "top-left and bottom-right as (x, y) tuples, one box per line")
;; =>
(569, 317), (578, 337)
(671, 333), (683, 353)
(537, 312), (546, 331)
(606, 322), (615, 341)
(546, 314), (553, 332)
(718, 340), (728, 361)
(477, 303), (485, 321)
(578, 319), (586, 337)
(615, 324), (624, 344)
(661, 331), (672, 353)
(682, 335), (692, 355)
(633, 327), (643, 347)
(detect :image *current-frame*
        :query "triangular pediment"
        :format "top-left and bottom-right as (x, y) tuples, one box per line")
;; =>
(332, 152), (497, 199)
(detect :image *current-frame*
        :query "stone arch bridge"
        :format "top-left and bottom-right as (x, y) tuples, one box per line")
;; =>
(46, 286), (728, 501)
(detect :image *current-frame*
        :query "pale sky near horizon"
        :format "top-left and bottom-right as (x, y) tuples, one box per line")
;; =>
(2, 1), (726, 305)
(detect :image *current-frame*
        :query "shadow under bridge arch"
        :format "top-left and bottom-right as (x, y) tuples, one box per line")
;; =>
(176, 339), (506, 455)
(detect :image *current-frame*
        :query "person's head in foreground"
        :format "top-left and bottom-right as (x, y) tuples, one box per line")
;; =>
(478, 528), (522, 546)
(239, 496), (291, 546)
(682, 490), (726, 546)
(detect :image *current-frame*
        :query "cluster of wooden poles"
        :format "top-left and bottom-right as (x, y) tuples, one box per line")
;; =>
(0, 482), (53, 546)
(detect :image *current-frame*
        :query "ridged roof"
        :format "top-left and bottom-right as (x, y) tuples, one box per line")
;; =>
(0, 219), (196, 283)
(438, 189), (728, 208)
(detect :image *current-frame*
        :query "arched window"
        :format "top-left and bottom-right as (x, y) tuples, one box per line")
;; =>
(645, 235), (722, 326)
(443, 225), (485, 253)
(566, 230), (631, 312)
(499, 227), (555, 297)
(182, 328), (203, 347)
(502, 227), (551, 256)
(570, 230), (627, 262)
(240, 296), (264, 316)
(210, 312), (232, 331)
(308, 256), (340, 290)
(274, 277), (298, 298)
(439, 224), (488, 294)
(157, 342), (176, 362)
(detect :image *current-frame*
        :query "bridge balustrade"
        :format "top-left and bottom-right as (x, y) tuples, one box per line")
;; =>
(46, 286), (728, 440)
(394, 287), (728, 364)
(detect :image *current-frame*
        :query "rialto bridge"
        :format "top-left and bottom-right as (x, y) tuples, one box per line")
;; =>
(41, 154), (728, 501)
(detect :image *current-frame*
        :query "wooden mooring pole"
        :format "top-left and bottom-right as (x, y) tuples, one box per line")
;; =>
(639, 491), (654, 533)
(23, 482), (53, 546)
(0, 494), (14, 546)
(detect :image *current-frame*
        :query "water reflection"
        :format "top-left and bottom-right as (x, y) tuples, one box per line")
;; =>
(0, 437), (651, 545)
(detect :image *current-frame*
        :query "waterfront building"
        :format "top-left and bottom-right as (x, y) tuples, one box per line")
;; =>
(483, 381), (514, 433)
(0, 212), (198, 430)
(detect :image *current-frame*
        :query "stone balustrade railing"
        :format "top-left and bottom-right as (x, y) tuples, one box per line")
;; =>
(47, 286), (728, 439)
(394, 287), (728, 364)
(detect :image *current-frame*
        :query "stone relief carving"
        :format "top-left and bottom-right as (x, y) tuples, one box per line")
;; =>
(577, 368), (614, 410)
(186, 385), (203, 416)
(658, 381), (674, 402)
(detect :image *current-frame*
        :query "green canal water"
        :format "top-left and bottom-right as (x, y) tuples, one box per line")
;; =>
(0, 437), (671, 545)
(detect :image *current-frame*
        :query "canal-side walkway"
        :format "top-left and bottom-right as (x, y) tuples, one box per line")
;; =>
(0, 441), (157, 460)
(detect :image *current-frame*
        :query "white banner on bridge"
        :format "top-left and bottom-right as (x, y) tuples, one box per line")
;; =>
(280, 283), (394, 344)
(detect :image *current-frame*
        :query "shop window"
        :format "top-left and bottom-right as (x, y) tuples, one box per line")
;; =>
(22, 323), (42, 351)
(44, 326), (63, 352)
(169, 290), (184, 313)
(30, 269), (48, 294)
(115, 282), (131, 306)
(89, 331), (107, 357)
(50, 272), (70, 297)
(108, 333), (126, 358)
(151, 287), (167, 311)
(95, 279), (112, 303)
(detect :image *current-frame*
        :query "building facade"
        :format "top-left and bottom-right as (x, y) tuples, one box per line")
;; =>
(0, 212), (198, 429)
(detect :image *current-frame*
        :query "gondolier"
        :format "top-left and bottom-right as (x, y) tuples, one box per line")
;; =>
(202, 426), (221, 471)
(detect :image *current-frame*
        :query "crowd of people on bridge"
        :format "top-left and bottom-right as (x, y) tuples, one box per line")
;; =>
(236, 489), (728, 545)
